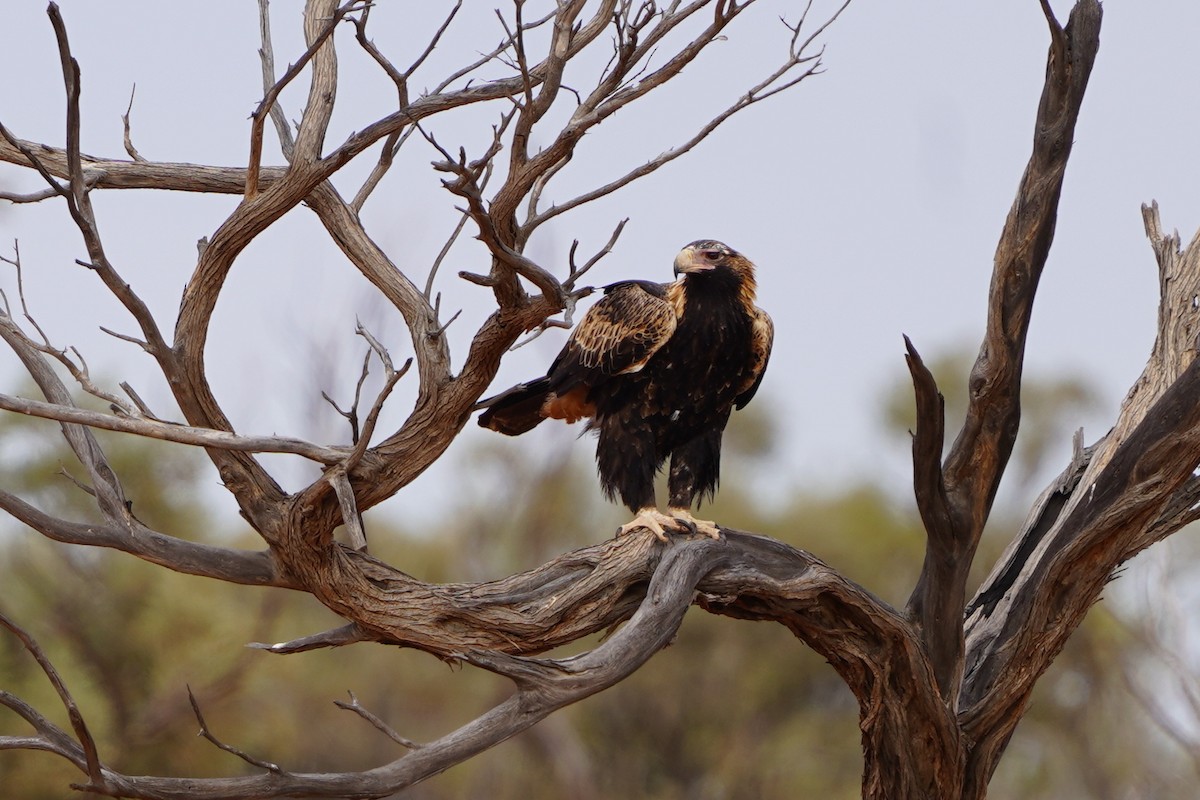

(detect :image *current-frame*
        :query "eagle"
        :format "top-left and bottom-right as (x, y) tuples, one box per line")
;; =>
(478, 240), (773, 540)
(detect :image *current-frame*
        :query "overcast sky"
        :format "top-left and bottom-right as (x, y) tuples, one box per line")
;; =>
(2, 1), (1199, 529)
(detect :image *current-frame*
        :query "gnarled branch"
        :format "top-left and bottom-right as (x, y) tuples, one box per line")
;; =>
(905, 0), (1103, 705)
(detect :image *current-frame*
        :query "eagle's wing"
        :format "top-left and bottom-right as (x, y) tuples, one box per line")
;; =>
(735, 306), (774, 409)
(548, 280), (677, 388)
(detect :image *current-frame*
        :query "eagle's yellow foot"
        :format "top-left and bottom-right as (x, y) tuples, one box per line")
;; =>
(617, 507), (686, 542)
(667, 507), (721, 539)
(616, 507), (722, 541)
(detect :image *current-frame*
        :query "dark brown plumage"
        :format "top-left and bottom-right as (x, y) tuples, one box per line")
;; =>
(478, 240), (773, 539)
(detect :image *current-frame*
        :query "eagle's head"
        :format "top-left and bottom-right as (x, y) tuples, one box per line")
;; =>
(672, 240), (757, 300)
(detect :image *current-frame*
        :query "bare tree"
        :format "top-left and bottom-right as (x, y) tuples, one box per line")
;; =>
(0, 0), (1197, 797)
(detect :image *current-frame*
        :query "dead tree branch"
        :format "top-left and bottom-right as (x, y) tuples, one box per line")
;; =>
(246, 0), (366, 198)
(19, 2), (1195, 798)
(334, 691), (423, 751)
(0, 532), (911, 799)
(0, 391), (345, 463)
(188, 686), (285, 774)
(121, 85), (146, 162)
(959, 195), (1200, 796)
(0, 610), (104, 786)
(256, 0), (298, 161)
(905, 0), (1102, 707)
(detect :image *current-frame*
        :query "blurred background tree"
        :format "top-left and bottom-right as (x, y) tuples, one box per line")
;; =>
(4, 357), (1197, 799)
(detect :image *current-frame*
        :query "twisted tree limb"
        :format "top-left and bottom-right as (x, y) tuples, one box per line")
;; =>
(904, 0), (1102, 706)
(958, 202), (1200, 796)
(0, 532), (909, 800)
(9, 2), (1200, 799)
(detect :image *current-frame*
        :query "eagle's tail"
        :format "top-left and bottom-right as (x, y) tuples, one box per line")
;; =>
(476, 377), (552, 436)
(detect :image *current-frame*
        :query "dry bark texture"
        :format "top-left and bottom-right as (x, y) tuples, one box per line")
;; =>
(2, 1), (1200, 798)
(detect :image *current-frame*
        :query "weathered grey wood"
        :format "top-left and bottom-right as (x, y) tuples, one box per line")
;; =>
(903, 0), (1103, 725)
(958, 201), (1200, 796)
(0, 2), (858, 795)
(7, 2), (1200, 799)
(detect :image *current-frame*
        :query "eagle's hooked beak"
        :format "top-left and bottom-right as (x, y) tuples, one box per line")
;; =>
(673, 245), (717, 276)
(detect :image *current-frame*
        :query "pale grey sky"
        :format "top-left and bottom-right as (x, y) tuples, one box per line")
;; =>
(1, 1), (1198, 526)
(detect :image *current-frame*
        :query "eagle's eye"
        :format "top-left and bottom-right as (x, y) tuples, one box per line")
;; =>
(702, 249), (722, 261)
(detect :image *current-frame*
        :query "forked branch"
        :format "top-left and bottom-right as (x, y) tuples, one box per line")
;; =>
(904, 0), (1102, 703)
(957, 198), (1200, 794)
(1, 532), (903, 799)
(246, 0), (367, 198)
(0, 611), (103, 787)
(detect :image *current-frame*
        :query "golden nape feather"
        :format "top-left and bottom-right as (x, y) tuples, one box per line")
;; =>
(478, 240), (773, 541)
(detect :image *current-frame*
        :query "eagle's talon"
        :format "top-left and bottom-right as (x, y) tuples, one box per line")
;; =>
(667, 508), (721, 539)
(617, 508), (680, 542)
(671, 515), (698, 536)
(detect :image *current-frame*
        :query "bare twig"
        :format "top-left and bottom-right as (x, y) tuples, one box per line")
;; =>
(350, 5), (406, 101)
(334, 691), (423, 750)
(0, 391), (346, 464)
(355, 320), (394, 375)
(423, 211), (473, 300)
(246, 0), (367, 198)
(345, 355), (411, 469)
(119, 381), (160, 419)
(322, 350), (371, 444)
(188, 686), (284, 774)
(526, 6), (840, 232)
(326, 466), (368, 550)
(0, 609), (104, 786)
(0, 184), (67, 203)
(0, 123), (71, 201)
(349, 1), (510, 211)
(99, 325), (151, 353)
(0, 690), (90, 772)
(39, 5), (176, 372)
(346, 3), (411, 211)
(428, 309), (462, 340)
(56, 465), (96, 497)
(458, 270), (498, 288)
(3, 240), (52, 347)
(405, 15), (585, 306)
(440, 6), (557, 93)
(431, 140), (566, 307)
(248, 623), (370, 654)
(422, 133), (505, 300)
(508, 220), (621, 350)
(565, 217), (628, 290)
(0, 303), (130, 522)
(121, 84), (146, 162)
(256, 0), (297, 160)
(510, 315), (573, 351)
(0, 266), (141, 413)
